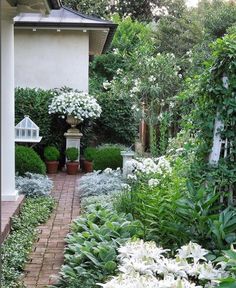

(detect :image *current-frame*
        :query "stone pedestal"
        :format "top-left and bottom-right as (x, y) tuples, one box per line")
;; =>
(64, 129), (83, 162)
(121, 150), (135, 178)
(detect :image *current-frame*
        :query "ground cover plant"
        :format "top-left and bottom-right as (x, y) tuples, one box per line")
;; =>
(1, 196), (55, 288)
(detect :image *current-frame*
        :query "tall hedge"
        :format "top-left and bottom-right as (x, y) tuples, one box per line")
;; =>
(15, 88), (67, 155)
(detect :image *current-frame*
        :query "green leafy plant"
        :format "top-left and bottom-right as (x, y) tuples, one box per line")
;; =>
(93, 146), (122, 171)
(44, 146), (60, 161)
(15, 145), (46, 175)
(84, 147), (97, 161)
(15, 88), (66, 153)
(217, 246), (236, 287)
(53, 205), (143, 288)
(1, 196), (55, 288)
(66, 147), (79, 162)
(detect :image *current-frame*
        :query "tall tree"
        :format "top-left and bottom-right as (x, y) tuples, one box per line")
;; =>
(62, 0), (186, 22)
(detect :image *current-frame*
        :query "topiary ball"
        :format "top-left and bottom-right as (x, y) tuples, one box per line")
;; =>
(16, 145), (46, 175)
(44, 146), (60, 161)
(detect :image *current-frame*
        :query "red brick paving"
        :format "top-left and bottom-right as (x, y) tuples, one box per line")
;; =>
(1, 195), (25, 243)
(23, 172), (81, 288)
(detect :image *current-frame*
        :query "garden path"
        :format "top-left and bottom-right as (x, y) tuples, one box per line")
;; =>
(23, 172), (81, 288)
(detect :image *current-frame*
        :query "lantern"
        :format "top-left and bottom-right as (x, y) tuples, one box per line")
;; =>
(15, 115), (42, 143)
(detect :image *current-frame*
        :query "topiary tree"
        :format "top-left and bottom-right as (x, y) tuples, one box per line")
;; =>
(16, 146), (46, 175)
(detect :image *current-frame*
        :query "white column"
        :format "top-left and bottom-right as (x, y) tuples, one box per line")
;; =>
(1, 2), (18, 201)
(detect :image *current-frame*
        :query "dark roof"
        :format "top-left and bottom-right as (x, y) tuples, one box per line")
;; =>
(14, 6), (117, 53)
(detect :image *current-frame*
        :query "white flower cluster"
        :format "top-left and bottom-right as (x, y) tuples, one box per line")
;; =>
(48, 91), (102, 121)
(99, 240), (228, 288)
(127, 156), (172, 176)
(148, 178), (160, 188)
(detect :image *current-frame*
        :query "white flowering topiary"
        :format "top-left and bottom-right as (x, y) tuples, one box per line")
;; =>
(15, 172), (53, 197)
(48, 91), (102, 121)
(98, 240), (228, 288)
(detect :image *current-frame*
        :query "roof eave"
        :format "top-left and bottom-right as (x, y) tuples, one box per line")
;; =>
(14, 21), (118, 54)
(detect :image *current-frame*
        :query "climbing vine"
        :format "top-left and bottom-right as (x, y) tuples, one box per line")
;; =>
(186, 31), (236, 201)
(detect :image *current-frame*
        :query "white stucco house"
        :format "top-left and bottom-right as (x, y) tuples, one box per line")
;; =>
(1, 0), (117, 203)
(14, 7), (117, 90)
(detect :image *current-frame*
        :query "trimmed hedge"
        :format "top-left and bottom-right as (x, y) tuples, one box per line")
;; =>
(15, 87), (67, 157)
(84, 147), (97, 161)
(16, 146), (46, 175)
(93, 147), (122, 170)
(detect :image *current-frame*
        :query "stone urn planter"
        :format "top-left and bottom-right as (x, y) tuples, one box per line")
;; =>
(66, 115), (80, 133)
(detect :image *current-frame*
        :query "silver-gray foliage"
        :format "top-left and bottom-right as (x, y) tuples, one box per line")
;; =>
(78, 169), (124, 198)
(80, 193), (115, 212)
(15, 172), (53, 197)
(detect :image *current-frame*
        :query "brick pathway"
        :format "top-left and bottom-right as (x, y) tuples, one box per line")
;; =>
(23, 173), (81, 288)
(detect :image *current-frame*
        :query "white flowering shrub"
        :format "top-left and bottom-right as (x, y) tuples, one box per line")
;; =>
(127, 156), (172, 176)
(15, 172), (53, 197)
(99, 240), (228, 288)
(126, 156), (172, 188)
(78, 168), (125, 198)
(48, 91), (102, 121)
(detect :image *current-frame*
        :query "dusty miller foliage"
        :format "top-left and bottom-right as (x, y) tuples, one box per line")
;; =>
(78, 169), (124, 199)
(15, 172), (53, 197)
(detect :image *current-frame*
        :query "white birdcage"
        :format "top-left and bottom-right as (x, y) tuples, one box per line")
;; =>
(15, 115), (42, 143)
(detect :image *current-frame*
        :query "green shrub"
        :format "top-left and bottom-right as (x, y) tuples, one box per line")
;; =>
(2, 196), (55, 288)
(15, 146), (46, 175)
(93, 147), (122, 170)
(84, 147), (97, 161)
(15, 88), (66, 153)
(66, 147), (79, 162)
(54, 205), (143, 288)
(44, 146), (60, 161)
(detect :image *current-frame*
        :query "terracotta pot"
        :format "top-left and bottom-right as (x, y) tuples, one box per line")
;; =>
(46, 161), (59, 174)
(66, 162), (79, 175)
(84, 160), (93, 173)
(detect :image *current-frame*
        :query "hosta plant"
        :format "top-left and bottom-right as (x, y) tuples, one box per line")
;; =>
(53, 206), (143, 288)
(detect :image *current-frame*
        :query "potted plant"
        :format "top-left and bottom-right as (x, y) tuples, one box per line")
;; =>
(66, 147), (79, 175)
(84, 147), (96, 173)
(44, 146), (60, 174)
(48, 91), (102, 133)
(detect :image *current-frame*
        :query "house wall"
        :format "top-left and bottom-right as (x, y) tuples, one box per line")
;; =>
(14, 29), (89, 91)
